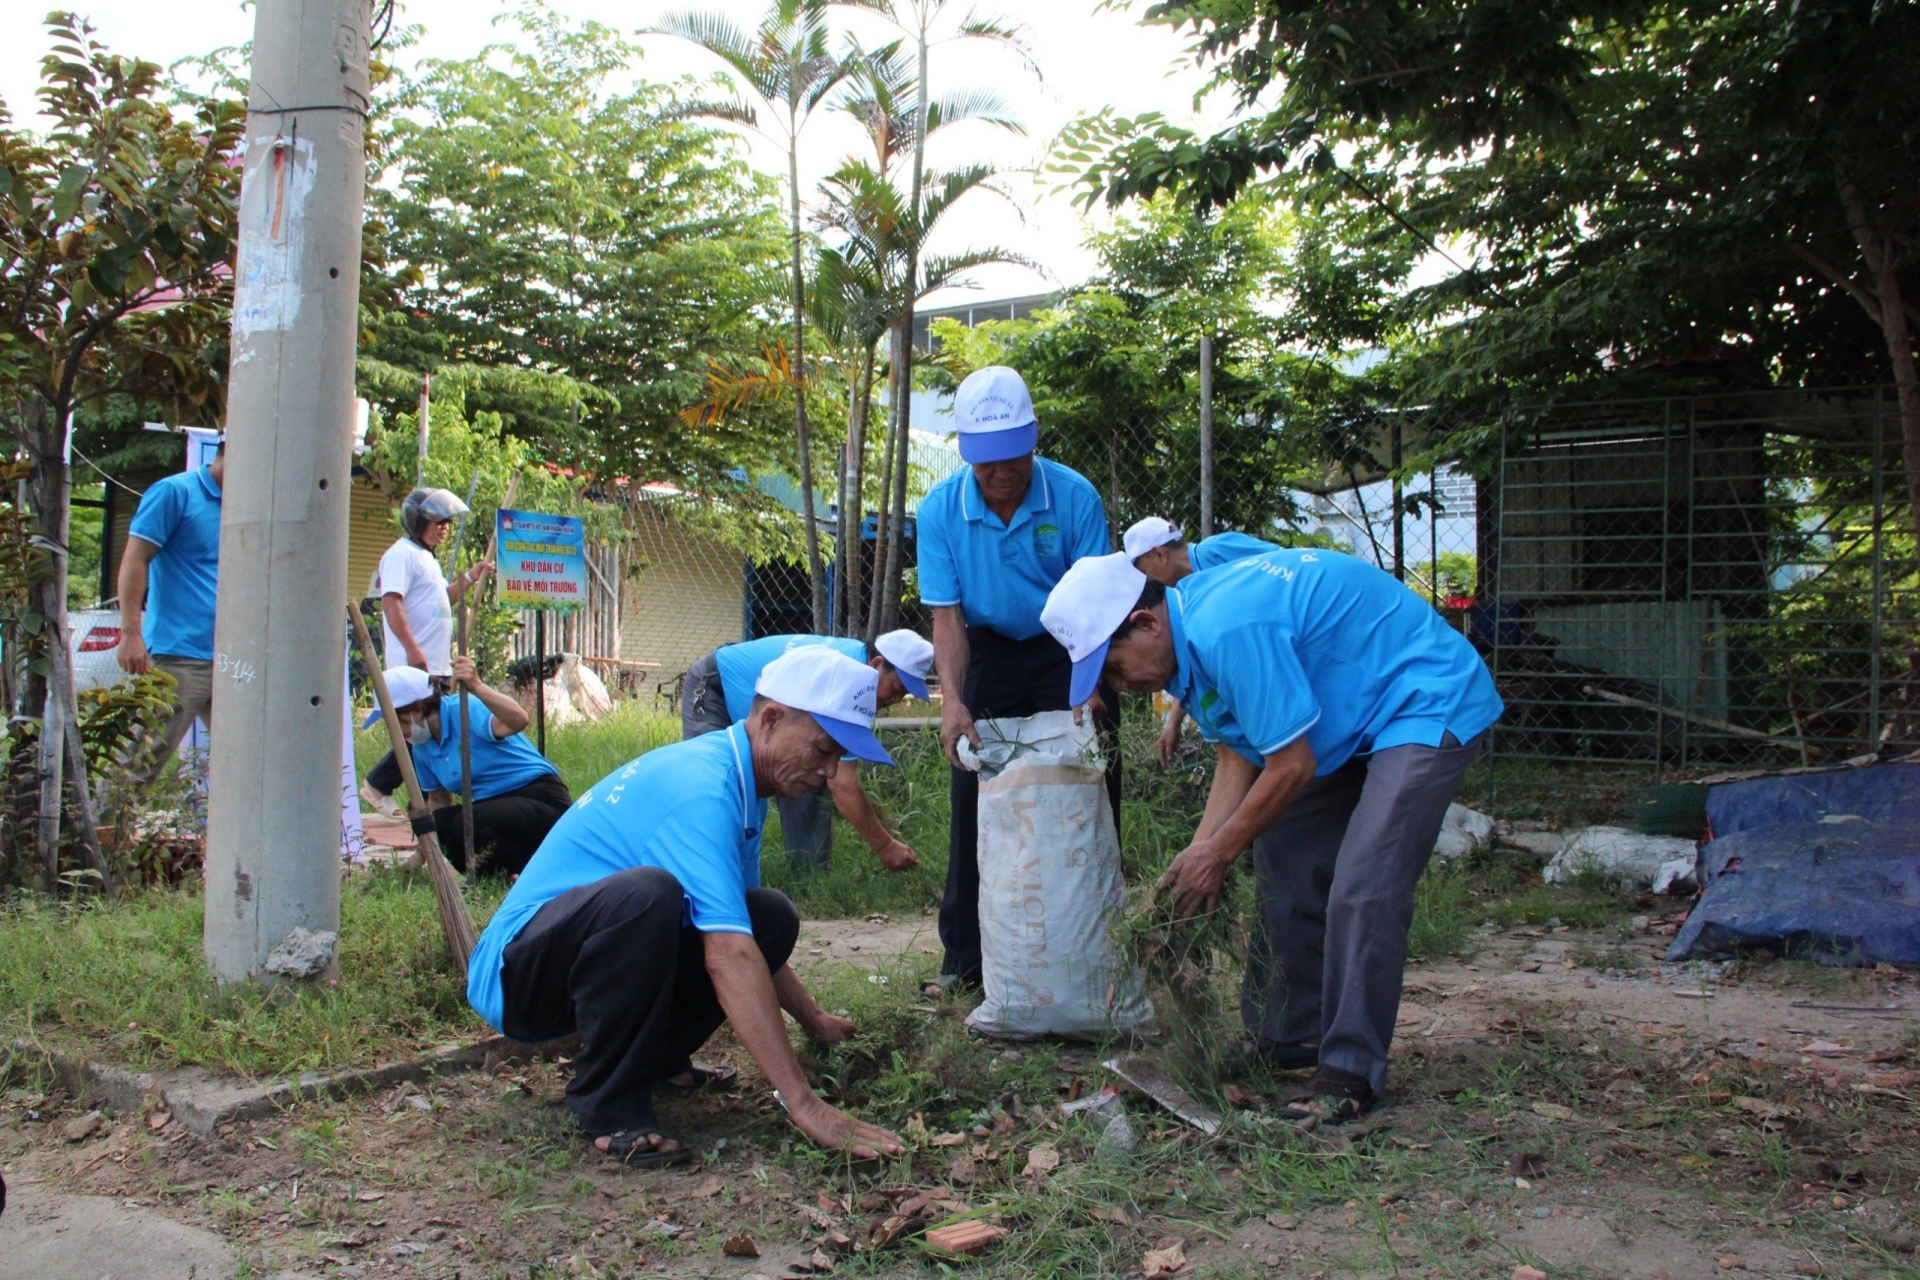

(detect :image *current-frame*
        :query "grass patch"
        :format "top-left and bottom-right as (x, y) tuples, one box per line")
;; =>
(0, 867), (499, 1076)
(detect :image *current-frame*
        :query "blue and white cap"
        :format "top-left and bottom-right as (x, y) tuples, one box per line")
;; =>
(363, 665), (436, 727)
(954, 365), (1037, 464)
(872, 628), (934, 700)
(1122, 516), (1182, 562)
(755, 645), (895, 765)
(1040, 552), (1149, 707)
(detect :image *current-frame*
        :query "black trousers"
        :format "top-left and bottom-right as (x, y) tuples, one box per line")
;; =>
(436, 773), (573, 878)
(499, 867), (800, 1135)
(939, 626), (1121, 982)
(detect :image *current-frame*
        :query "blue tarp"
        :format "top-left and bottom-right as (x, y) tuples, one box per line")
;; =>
(1668, 762), (1920, 966)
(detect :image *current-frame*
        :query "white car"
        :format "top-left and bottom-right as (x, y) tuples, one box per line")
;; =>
(69, 608), (130, 693)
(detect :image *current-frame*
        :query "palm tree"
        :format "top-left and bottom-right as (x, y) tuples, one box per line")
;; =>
(812, 155), (1037, 641)
(648, 0), (852, 634)
(819, 38), (1022, 636)
(830, 0), (1037, 632)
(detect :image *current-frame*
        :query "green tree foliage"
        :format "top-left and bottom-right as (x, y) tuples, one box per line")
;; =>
(1066, 1), (1920, 561)
(1, 12), (244, 893)
(368, 9), (789, 484)
(928, 195), (1383, 540)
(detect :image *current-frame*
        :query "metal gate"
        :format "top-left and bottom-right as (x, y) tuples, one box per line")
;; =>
(1485, 386), (1916, 798)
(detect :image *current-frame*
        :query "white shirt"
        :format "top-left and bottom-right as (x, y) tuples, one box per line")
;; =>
(378, 537), (453, 676)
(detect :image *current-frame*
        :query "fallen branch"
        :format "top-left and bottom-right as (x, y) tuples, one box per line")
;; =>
(1580, 685), (1800, 747)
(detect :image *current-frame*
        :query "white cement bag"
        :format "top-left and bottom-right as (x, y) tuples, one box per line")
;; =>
(1432, 803), (1496, 864)
(961, 711), (1153, 1039)
(1543, 825), (1698, 892)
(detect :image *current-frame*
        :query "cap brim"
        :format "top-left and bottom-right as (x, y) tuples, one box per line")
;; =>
(812, 712), (896, 766)
(362, 707), (384, 729)
(957, 420), (1037, 464)
(1069, 641), (1110, 708)
(897, 668), (929, 700)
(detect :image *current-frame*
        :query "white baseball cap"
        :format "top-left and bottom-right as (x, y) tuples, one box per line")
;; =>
(755, 646), (895, 765)
(1040, 552), (1150, 707)
(954, 365), (1037, 464)
(1123, 516), (1183, 562)
(363, 665), (435, 727)
(872, 628), (934, 700)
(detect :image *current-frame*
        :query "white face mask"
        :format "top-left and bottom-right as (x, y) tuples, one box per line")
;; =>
(406, 718), (432, 746)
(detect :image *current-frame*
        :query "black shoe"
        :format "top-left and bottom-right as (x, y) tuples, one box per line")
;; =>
(1255, 1041), (1321, 1070)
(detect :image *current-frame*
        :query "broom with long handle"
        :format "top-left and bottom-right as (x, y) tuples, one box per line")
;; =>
(458, 598), (475, 885)
(350, 603), (477, 970)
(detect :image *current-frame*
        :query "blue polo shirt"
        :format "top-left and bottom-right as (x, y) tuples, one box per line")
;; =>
(916, 457), (1110, 639)
(126, 467), (223, 660)
(714, 635), (866, 724)
(1189, 531), (1279, 571)
(1166, 549), (1503, 775)
(409, 696), (558, 800)
(466, 724), (767, 1032)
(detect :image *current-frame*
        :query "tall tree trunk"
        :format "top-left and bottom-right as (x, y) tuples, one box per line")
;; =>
(865, 338), (901, 644)
(24, 393), (109, 894)
(878, 316), (914, 635)
(842, 345), (877, 638)
(875, 13), (935, 639)
(788, 144), (827, 634)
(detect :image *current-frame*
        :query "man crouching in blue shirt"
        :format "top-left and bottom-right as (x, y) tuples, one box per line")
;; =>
(466, 647), (905, 1166)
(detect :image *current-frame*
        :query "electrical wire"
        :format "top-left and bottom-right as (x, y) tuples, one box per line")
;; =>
(370, 0), (396, 50)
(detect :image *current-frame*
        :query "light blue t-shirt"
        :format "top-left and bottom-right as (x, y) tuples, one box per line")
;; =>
(126, 467), (222, 660)
(410, 696), (558, 800)
(466, 724), (768, 1032)
(916, 457), (1110, 640)
(713, 634), (866, 725)
(1189, 531), (1280, 571)
(1166, 549), (1503, 775)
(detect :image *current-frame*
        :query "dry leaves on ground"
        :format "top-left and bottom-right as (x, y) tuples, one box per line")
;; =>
(1142, 1236), (1188, 1278)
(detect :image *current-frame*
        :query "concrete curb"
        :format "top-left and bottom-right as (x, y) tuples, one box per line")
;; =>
(5, 1034), (577, 1134)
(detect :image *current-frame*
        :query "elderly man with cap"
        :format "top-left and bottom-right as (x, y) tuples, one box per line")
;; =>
(680, 629), (934, 872)
(1121, 517), (1282, 766)
(361, 488), (495, 817)
(467, 646), (905, 1165)
(1041, 548), (1502, 1124)
(917, 365), (1116, 989)
(369, 659), (571, 877)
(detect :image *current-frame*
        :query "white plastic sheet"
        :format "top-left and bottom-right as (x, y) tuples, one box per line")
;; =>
(1542, 825), (1698, 892)
(962, 711), (1153, 1039)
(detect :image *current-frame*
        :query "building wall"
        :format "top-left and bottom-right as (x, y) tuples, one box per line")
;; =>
(618, 503), (747, 698)
(348, 471), (399, 599)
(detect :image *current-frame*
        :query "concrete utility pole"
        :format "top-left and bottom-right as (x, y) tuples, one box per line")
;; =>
(204, 0), (371, 982)
(1198, 333), (1215, 540)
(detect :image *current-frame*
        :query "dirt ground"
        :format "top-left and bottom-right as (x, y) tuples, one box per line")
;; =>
(3, 914), (1918, 1280)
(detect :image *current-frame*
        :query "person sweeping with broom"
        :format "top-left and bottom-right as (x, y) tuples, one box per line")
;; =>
(1041, 546), (1502, 1125)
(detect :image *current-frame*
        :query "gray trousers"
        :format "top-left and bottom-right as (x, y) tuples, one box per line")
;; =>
(1242, 730), (1485, 1092)
(134, 654), (215, 786)
(680, 650), (834, 869)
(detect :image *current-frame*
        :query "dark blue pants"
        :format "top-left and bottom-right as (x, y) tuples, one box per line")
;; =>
(939, 627), (1120, 983)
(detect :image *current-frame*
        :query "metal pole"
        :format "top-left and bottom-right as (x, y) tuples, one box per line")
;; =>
(457, 599), (475, 884)
(1391, 416), (1405, 581)
(534, 610), (546, 756)
(1198, 334), (1215, 539)
(203, 0), (368, 982)
(1870, 386), (1885, 751)
(416, 375), (430, 487)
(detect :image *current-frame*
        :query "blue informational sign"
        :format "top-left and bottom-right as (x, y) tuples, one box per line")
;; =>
(495, 508), (587, 612)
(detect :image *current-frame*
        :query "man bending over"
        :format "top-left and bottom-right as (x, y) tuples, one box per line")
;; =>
(466, 646), (905, 1164)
